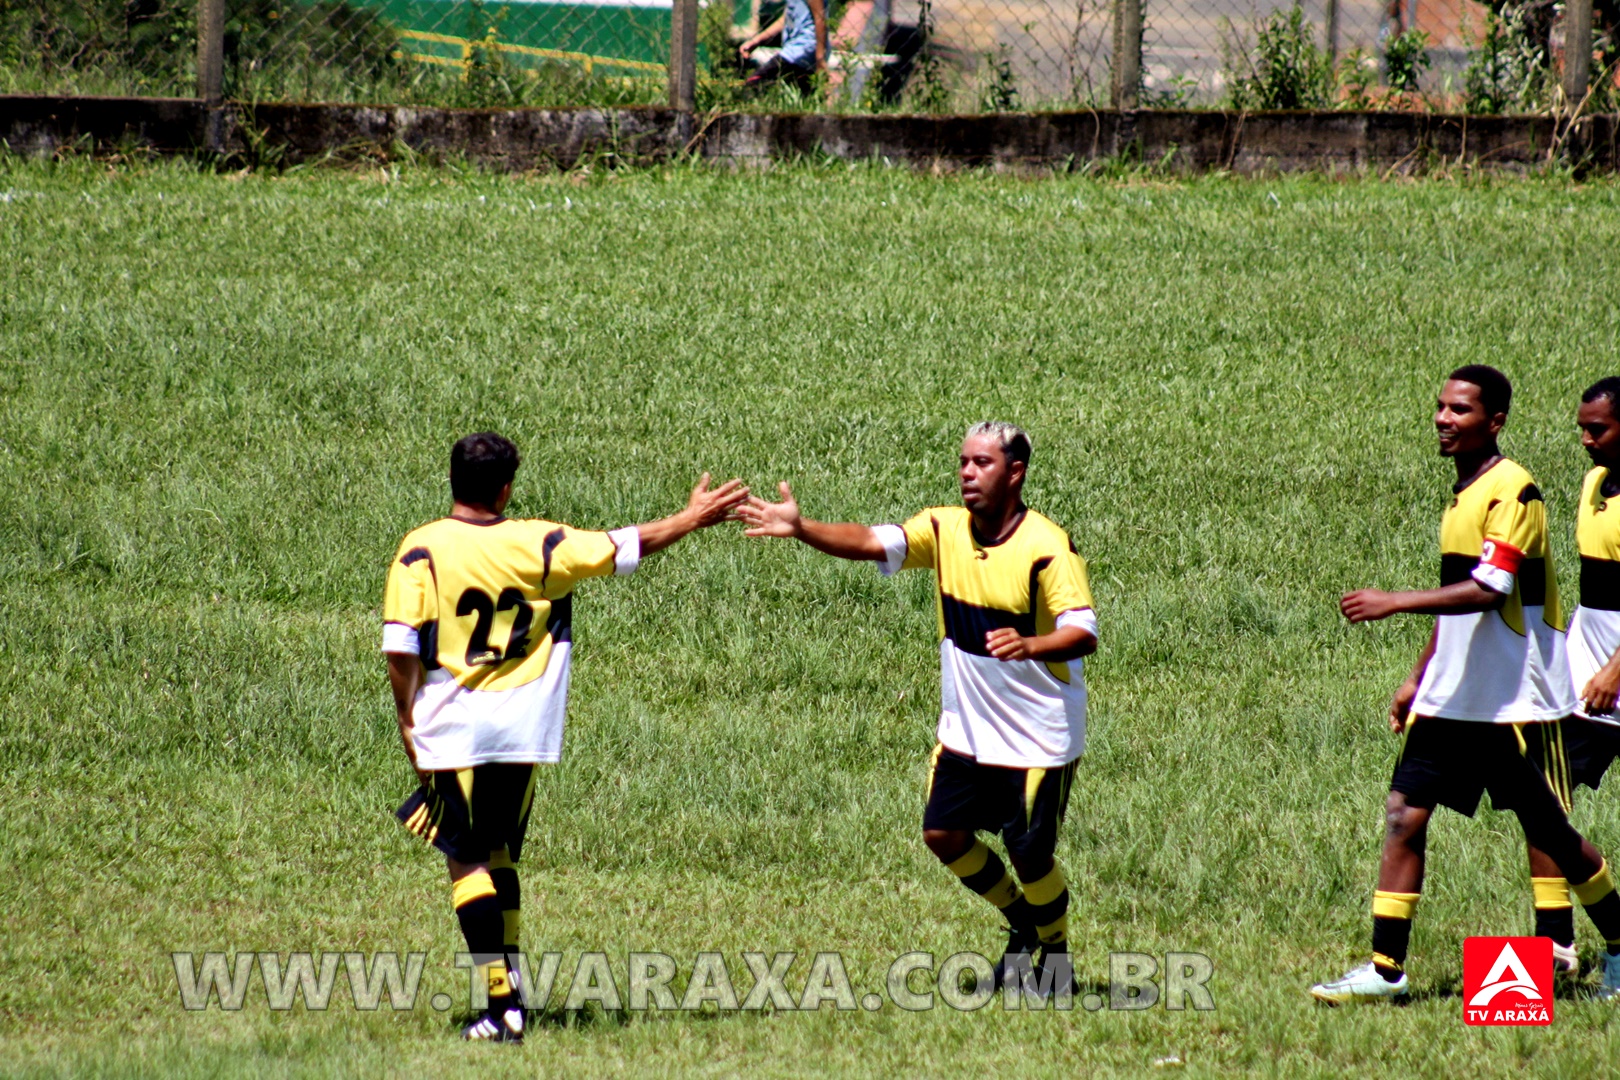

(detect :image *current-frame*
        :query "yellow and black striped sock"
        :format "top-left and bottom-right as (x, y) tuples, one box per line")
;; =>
(946, 840), (1035, 929)
(1532, 876), (1575, 948)
(1572, 860), (1620, 953)
(1023, 864), (1069, 948)
(453, 870), (514, 1014)
(489, 848), (522, 999)
(1371, 889), (1419, 980)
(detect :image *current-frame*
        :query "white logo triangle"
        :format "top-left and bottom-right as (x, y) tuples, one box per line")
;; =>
(1467, 942), (1545, 1006)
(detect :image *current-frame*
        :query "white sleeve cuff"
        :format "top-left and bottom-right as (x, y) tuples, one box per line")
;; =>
(1472, 563), (1515, 596)
(872, 524), (908, 577)
(608, 526), (641, 576)
(382, 622), (420, 655)
(1057, 608), (1098, 638)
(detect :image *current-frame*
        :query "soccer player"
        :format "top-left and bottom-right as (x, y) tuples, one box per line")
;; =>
(737, 421), (1097, 992)
(1311, 365), (1620, 1004)
(384, 433), (746, 1041)
(1521, 377), (1620, 970)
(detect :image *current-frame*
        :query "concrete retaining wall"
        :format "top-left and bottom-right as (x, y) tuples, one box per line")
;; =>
(2, 94), (1615, 174)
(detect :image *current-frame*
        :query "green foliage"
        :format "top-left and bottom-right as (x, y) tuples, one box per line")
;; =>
(699, 0), (743, 80)
(1383, 28), (1431, 93)
(1222, 4), (1333, 110)
(226, 0), (403, 101)
(907, 0), (952, 113)
(0, 0), (196, 95)
(1465, 3), (1554, 114)
(1336, 46), (1379, 108)
(977, 43), (1020, 111)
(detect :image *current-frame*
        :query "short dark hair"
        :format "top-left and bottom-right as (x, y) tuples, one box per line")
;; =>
(1447, 364), (1512, 417)
(1582, 377), (1620, 414)
(450, 432), (520, 508)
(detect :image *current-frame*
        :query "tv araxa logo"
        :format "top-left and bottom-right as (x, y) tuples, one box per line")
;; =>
(1463, 937), (1552, 1026)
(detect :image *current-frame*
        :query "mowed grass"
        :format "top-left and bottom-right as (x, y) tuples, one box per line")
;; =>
(4, 157), (1620, 1077)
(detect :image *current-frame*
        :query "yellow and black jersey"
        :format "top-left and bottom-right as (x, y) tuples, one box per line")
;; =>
(876, 506), (1095, 769)
(1569, 466), (1620, 723)
(1435, 457), (1562, 634)
(382, 517), (639, 768)
(1411, 458), (1574, 724)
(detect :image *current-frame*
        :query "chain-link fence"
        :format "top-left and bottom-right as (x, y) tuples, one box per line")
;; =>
(0, 0), (1610, 111)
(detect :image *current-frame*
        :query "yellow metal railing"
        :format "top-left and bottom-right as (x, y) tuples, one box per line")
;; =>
(398, 28), (667, 76)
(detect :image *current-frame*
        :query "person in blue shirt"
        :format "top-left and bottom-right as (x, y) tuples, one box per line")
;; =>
(739, 0), (827, 94)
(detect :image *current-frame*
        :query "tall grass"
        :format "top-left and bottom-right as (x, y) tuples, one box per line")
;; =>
(3, 158), (1620, 1075)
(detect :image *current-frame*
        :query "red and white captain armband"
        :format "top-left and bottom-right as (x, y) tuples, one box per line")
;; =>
(1472, 539), (1523, 596)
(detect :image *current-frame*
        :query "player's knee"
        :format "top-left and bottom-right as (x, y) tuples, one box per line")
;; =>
(1383, 801), (1425, 846)
(1006, 848), (1054, 883)
(923, 829), (972, 864)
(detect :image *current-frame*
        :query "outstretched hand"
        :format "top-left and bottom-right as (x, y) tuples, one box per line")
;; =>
(1341, 589), (1399, 623)
(686, 473), (749, 528)
(739, 482), (803, 539)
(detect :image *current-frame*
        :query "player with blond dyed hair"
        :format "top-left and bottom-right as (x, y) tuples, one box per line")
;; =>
(740, 421), (1098, 995)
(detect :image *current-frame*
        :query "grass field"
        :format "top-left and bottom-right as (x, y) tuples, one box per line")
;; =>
(5, 157), (1620, 1076)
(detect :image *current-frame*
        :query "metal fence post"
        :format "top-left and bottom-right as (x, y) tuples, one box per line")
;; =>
(669, 0), (699, 111)
(198, 0), (225, 104)
(1325, 0), (1339, 65)
(198, 0), (226, 152)
(1111, 0), (1142, 107)
(1563, 0), (1593, 105)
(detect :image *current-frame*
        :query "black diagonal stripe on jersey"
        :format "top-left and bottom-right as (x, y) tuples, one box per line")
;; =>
(940, 594), (1035, 656)
(1027, 556), (1054, 626)
(539, 527), (566, 589)
(1440, 554), (1479, 587)
(419, 619), (441, 671)
(1519, 557), (1547, 605)
(1582, 557), (1620, 611)
(400, 547), (432, 567)
(1520, 483), (1544, 505)
(546, 592), (573, 643)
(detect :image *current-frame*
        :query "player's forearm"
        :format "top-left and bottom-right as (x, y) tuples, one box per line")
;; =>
(1407, 624), (1438, 684)
(796, 518), (886, 560)
(636, 509), (700, 557)
(1389, 580), (1507, 616)
(386, 652), (424, 769)
(1024, 626), (1096, 662)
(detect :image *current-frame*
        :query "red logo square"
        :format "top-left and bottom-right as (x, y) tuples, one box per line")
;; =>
(1463, 937), (1553, 1025)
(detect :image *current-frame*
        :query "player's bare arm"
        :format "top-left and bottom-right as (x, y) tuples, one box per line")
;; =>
(1341, 579), (1507, 622)
(984, 625), (1096, 663)
(1583, 648), (1620, 714)
(1387, 624), (1437, 734)
(635, 473), (750, 556)
(738, 482), (887, 560)
(385, 651), (429, 782)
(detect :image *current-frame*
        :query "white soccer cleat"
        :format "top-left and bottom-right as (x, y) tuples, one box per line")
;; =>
(1598, 951), (1620, 1000)
(460, 1007), (524, 1042)
(1552, 941), (1579, 975)
(1310, 962), (1409, 1004)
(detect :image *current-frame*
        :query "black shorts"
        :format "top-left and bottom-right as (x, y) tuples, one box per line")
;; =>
(1390, 716), (1561, 817)
(744, 54), (814, 95)
(1524, 715), (1620, 799)
(395, 763), (538, 864)
(922, 744), (1078, 861)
